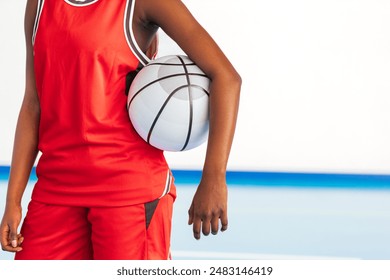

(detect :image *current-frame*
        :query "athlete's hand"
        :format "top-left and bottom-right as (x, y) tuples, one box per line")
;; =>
(0, 204), (24, 252)
(188, 174), (228, 240)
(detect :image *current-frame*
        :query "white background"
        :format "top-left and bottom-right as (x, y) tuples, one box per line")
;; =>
(1, 0), (390, 174)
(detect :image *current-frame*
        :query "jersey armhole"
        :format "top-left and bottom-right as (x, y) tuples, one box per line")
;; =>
(32, 0), (45, 45)
(145, 32), (159, 60)
(124, 0), (152, 66)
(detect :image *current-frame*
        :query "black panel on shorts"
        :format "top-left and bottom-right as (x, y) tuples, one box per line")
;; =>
(144, 199), (160, 229)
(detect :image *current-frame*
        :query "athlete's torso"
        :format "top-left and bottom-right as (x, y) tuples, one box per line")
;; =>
(32, 0), (174, 207)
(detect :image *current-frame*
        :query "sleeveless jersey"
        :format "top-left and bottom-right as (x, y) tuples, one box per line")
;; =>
(32, 0), (175, 207)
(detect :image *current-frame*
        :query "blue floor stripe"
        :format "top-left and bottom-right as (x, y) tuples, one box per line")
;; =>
(0, 166), (37, 181)
(172, 170), (390, 189)
(1, 165), (390, 189)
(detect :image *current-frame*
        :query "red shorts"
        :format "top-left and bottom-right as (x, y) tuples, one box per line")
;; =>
(15, 193), (174, 260)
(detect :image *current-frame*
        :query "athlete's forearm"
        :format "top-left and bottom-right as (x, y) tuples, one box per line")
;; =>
(6, 0), (41, 207)
(201, 73), (241, 181)
(6, 98), (40, 207)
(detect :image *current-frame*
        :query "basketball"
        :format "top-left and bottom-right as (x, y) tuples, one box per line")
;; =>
(127, 55), (210, 151)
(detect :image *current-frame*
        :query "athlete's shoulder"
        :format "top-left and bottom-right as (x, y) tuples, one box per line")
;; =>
(25, 0), (39, 42)
(138, 0), (191, 23)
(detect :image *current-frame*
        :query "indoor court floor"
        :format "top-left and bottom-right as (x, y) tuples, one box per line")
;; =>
(1, 171), (390, 260)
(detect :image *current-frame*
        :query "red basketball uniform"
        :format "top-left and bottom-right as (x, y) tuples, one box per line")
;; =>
(16, 0), (176, 260)
(32, 0), (175, 207)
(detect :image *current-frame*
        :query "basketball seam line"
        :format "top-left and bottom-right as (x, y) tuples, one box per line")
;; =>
(146, 84), (190, 144)
(146, 62), (196, 67)
(127, 56), (210, 151)
(127, 73), (207, 109)
(177, 55), (193, 151)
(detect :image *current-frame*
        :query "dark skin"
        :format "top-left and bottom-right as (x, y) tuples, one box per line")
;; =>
(1, 0), (241, 253)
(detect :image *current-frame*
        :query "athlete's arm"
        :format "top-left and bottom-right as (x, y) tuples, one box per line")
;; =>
(0, 0), (40, 252)
(140, 0), (241, 239)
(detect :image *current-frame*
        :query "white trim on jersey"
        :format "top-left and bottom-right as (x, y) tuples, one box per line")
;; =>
(124, 0), (151, 66)
(159, 170), (172, 199)
(32, 0), (45, 45)
(63, 0), (100, 7)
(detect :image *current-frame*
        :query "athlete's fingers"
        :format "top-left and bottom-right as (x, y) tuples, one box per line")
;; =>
(200, 212), (212, 236)
(220, 212), (228, 232)
(188, 204), (194, 225)
(192, 217), (202, 240)
(189, 202), (203, 239)
(9, 224), (19, 248)
(201, 221), (211, 237)
(17, 234), (24, 246)
(210, 215), (220, 235)
(0, 224), (22, 252)
(1, 242), (23, 252)
(0, 225), (9, 250)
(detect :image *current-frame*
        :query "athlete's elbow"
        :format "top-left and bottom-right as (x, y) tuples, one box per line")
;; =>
(224, 69), (242, 95)
(231, 70), (242, 89)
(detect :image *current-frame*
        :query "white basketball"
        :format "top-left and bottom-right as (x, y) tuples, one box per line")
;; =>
(127, 55), (210, 151)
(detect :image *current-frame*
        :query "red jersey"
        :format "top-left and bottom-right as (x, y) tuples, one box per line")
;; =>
(32, 0), (174, 207)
